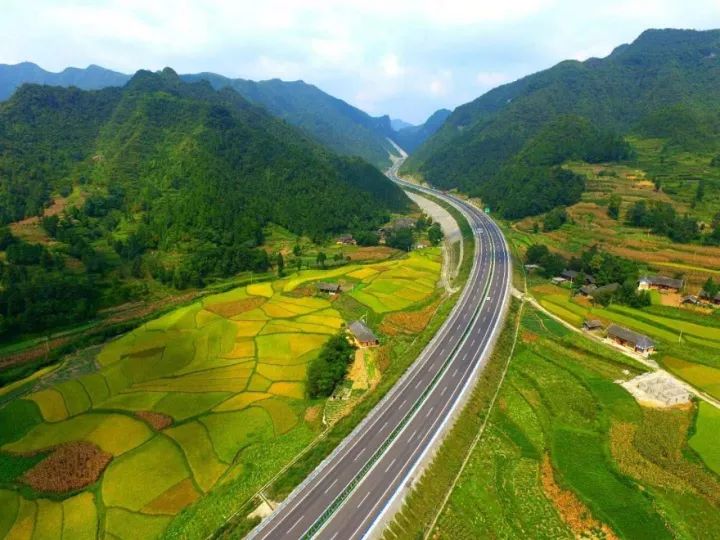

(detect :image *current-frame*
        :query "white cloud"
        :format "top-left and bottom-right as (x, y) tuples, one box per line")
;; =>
(1, 0), (718, 122)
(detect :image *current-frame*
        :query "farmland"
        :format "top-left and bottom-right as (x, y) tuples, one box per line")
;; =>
(529, 283), (720, 401)
(0, 248), (443, 539)
(385, 305), (720, 539)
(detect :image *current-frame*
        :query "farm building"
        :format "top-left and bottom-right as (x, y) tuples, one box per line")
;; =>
(607, 324), (655, 356)
(681, 295), (700, 305)
(622, 372), (691, 407)
(348, 320), (379, 348)
(335, 234), (356, 245)
(578, 284), (597, 297)
(699, 290), (720, 305)
(317, 282), (341, 294)
(561, 270), (595, 284)
(524, 264), (542, 272)
(638, 275), (684, 292)
(583, 319), (603, 331)
(551, 276), (567, 285)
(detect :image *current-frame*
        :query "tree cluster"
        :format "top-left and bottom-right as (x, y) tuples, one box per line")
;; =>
(306, 333), (356, 398)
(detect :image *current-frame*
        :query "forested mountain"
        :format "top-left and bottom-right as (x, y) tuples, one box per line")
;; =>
(404, 28), (720, 217)
(0, 62), (129, 100)
(0, 64), (401, 168)
(0, 69), (408, 336)
(393, 109), (452, 153)
(181, 73), (400, 168)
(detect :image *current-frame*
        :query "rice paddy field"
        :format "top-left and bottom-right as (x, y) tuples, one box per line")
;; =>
(0, 248), (442, 539)
(386, 306), (720, 540)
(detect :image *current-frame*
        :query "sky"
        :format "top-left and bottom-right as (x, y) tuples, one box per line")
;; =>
(1, 0), (719, 123)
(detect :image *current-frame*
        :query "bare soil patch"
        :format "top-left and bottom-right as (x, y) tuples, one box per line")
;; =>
(135, 410), (173, 430)
(20, 441), (112, 493)
(540, 455), (617, 539)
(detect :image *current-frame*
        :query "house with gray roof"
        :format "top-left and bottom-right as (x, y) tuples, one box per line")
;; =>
(638, 275), (684, 292)
(348, 320), (379, 347)
(607, 324), (655, 356)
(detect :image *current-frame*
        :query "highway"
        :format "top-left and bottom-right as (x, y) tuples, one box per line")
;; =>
(249, 158), (511, 540)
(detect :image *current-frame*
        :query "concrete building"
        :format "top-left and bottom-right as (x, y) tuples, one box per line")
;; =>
(622, 372), (691, 407)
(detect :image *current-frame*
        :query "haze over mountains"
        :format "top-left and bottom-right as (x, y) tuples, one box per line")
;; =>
(403, 28), (720, 218)
(0, 63), (449, 168)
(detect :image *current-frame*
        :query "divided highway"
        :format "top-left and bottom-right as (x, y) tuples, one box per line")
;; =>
(249, 161), (511, 540)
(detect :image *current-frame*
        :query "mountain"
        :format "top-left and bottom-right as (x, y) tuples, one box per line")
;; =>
(0, 62), (129, 100)
(393, 108), (452, 153)
(181, 73), (399, 168)
(391, 118), (414, 131)
(403, 28), (720, 218)
(0, 64), (400, 169)
(0, 68), (409, 336)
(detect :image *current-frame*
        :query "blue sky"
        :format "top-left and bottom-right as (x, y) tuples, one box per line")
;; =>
(1, 0), (718, 123)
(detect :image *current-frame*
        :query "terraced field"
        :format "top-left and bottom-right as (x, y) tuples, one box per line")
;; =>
(0, 249), (442, 539)
(532, 283), (720, 400)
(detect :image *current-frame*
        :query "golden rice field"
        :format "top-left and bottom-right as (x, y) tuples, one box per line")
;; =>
(0, 248), (442, 539)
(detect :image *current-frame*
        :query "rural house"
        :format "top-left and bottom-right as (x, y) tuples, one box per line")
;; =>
(561, 270), (595, 284)
(606, 324), (655, 356)
(699, 290), (720, 305)
(317, 282), (341, 295)
(335, 234), (356, 245)
(637, 275), (684, 292)
(348, 320), (379, 348)
(578, 284), (597, 297)
(583, 319), (603, 332)
(681, 295), (700, 305)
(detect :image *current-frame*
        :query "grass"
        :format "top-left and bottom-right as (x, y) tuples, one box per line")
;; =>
(689, 402), (720, 475)
(384, 303), (720, 539)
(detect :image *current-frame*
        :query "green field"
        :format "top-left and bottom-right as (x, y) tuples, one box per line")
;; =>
(386, 306), (720, 539)
(0, 248), (443, 539)
(531, 283), (720, 401)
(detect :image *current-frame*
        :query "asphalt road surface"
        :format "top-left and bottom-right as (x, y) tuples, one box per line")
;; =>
(249, 163), (511, 540)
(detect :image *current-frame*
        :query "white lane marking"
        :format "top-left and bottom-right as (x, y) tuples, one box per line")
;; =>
(385, 458), (397, 473)
(329, 532), (339, 540)
(324, 477), (339, 494)
(357, 490), (371, 509)
(381, 421), (388, 431)
(353, 447), (366, 462)
(408, 428), (418, 441)
(400, 398), (408, 407)
(287, 515), (304, 534)
(452, 368), (458, 377)
(426, 406), (434, 418)
(440, 385), (447, 397)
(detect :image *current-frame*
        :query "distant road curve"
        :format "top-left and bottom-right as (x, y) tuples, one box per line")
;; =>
(249, 158), (511, 540)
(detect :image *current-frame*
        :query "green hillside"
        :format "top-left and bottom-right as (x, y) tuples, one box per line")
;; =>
(183, 73), (399, 168)
(0, 68), (409, 338)
(404, 28), (720, 218)
(393, 108), (451, 153)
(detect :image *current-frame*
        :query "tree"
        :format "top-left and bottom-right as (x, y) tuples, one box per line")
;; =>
(316, 251), (327, 268)
(292, 244), (302, 257)
(306, 333), (356, 398)
(355, 231), (379, 246)
(607, 195), (621, 220)
(703, 277), (719, 297)
(276, 252), (285, 277)
(387, 228), (414, 251)
(542, 207), (568, 231)
(695, 179), (706, 202)
(525, 244), (549, 265)
(428, 223), (444, 246)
